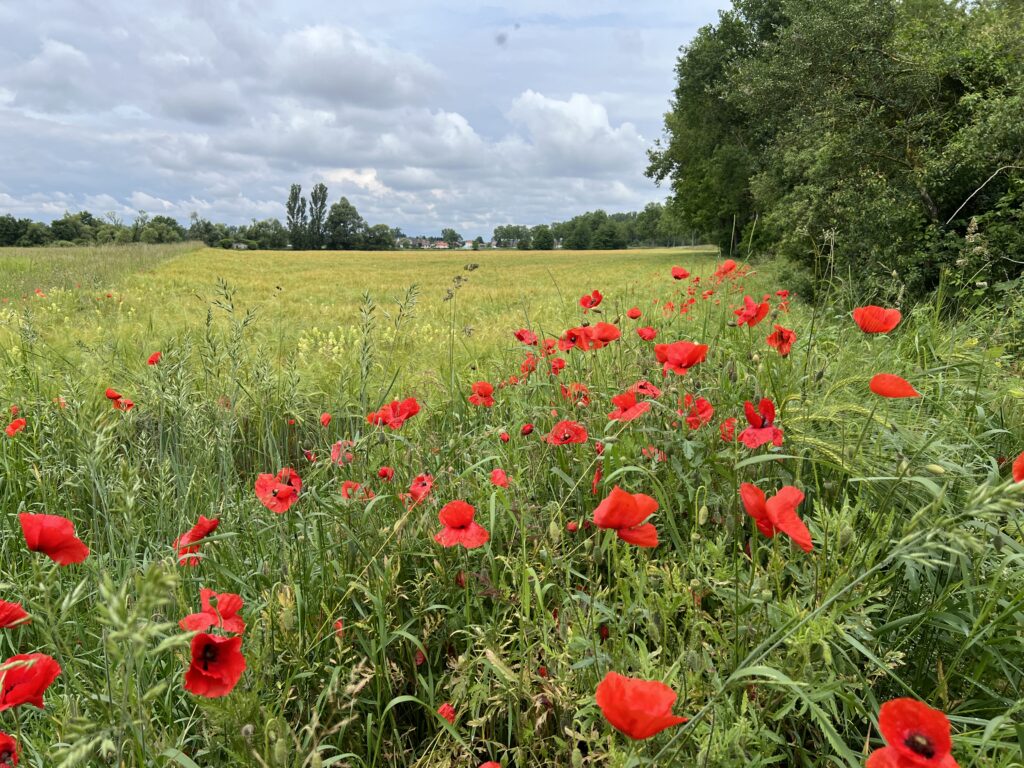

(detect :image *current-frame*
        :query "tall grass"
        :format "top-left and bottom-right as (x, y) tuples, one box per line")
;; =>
(0, 246), (1021, 766)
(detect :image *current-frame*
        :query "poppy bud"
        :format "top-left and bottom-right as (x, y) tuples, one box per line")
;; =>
(925, 464), (946, 475)
(499, 432), (510, 443)
(598, 623), (609, 641)
(520, 423), (534, 436)
(415, 649), (426, 666)
(566, 521), (578, 533)
(547, 520), (561, 543)
(273, 738), (289, 765)
(697, 505), (708, 525)
(690, 531), (701, 542)
(310, 753), (323, 768)
(572, 748), (584, 768)
(240, 724), (255, 742)
(455, 571), (466, 588)
(538, 665), (548, 678)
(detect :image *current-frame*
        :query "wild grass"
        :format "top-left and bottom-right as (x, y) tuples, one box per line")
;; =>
(0, 244), (1021, 767)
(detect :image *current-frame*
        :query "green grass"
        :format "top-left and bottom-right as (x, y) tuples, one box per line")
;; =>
(0, 244), (1021, 767)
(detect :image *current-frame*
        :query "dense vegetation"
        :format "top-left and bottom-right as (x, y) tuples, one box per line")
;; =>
(648, 0), (1024, 301)
(0, 245), (1021, 767)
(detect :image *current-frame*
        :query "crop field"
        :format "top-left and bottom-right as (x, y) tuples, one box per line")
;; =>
(0, 243), (1022, 767)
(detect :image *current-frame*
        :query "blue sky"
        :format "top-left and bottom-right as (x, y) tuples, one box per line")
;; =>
(0, 0), (727, 237)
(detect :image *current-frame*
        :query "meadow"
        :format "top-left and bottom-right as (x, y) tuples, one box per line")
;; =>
(0, 243), (1022, 768)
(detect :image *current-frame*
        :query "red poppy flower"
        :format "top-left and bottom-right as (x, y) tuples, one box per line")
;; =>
(378, 466), (395, 481)
(593, 486), (659, 547)
(520, 423), (534, 436)
(629, 379), (662, 398)
(683, 395), (714, 430)
(0, 731), (17, 767)
(18, 513), (89, 565)
(0, 603), (29, 630)
(367, 397), (420, 429)
(254, 467), (302, 514)
(333, 619), (344, 639)
(468, 381), (495, 407)
(561, 382), (591, 407)
(330, 440), (355, 465)
(340, 480), (364, 500)
(104, 388), (121, 401)
(480, 762), (501, 768)
(870, 374), (921, 399)
(734, 295), (770, 327)
(4, 419), (25, 438)
(179, 589), (246, 635)
(0, 653), (61, 711)
(545, 420), (588, 445)
(671, 266), (690, 280)
(490, 468), (509, 487)
(739, 483), (812, 552)
(437, 702), (456, 724)
(147, 351), (162, 365)
(513, 328), (538, 345)
(548, 357), (566, 375)
(720, 417), (737, 442)
(499, 431), (510, 442)
(595, 671), (687, 740)
(174, 515), (220, 566)
(637, 326), (657, 341)
(559, 324), (619, 352)
(738, 399), (784, 449)
(713, 259), (738, 280)
(434, 500), (490, 548)
(626, 307), (641, 319)
(853, 305), (902, 334)
(415, 649), (426, 665)
(579, 289), (603, 310)
(654, 340), (708, 376)
(183, 633), (246, 698)
(1013, 452), (1024, 483)
(409, 473), (434, 503)
(766, 325), (796, 356)
(867, 698), (958, 768)
(320, 412), (332, 427)
(608, 391), (650, 422)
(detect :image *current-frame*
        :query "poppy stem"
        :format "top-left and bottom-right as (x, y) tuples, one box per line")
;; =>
(850, 400), (880, 467)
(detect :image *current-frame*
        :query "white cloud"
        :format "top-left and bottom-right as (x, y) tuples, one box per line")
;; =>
(276, 25), (441, 108)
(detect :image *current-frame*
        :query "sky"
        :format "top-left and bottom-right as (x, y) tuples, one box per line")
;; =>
(0, 0), (728, 238)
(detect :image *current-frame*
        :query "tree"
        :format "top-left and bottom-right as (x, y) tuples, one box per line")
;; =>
(0, 215), (30, 246)
(364, 223), (395, 250)
(244, 218), (289, 249)
(307, 183), (328, 249)
(441, 228), (463, 248)
(531, 225), (555, 250)
(285, 184), (308, 249)
(16, 222), (53, 246)
(563, 221), (591, 250)
(325, 197), (366, 249)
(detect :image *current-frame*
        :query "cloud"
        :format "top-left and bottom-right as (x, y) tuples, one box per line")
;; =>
(0, 1), (730, 235)
(276, 25), (441, 108)
(507, 90), (646, 176)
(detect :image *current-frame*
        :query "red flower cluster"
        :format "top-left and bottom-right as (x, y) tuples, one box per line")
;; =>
(254, 467), (302, 514)
(367, 397), (420, 429)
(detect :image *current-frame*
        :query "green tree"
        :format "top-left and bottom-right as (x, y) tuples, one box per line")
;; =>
(325, 197), (366, 250)
(285, 184), (308, 249)
(307, 183), (328, 249)
(441, 228), (463, 248)
(364, 223), (395, 250)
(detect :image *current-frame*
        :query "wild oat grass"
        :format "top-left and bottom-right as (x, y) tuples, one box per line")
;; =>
(0, 245), (1021, 767)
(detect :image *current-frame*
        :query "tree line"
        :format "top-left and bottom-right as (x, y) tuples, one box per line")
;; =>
(647, 0), (1024, 300)
(491, 202), (689, 250)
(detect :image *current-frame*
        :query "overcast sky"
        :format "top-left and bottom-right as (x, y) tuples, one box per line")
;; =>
(0, 0), (727, 237)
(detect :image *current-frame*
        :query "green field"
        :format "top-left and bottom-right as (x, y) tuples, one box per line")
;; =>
(0, 244), (1022, 767)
